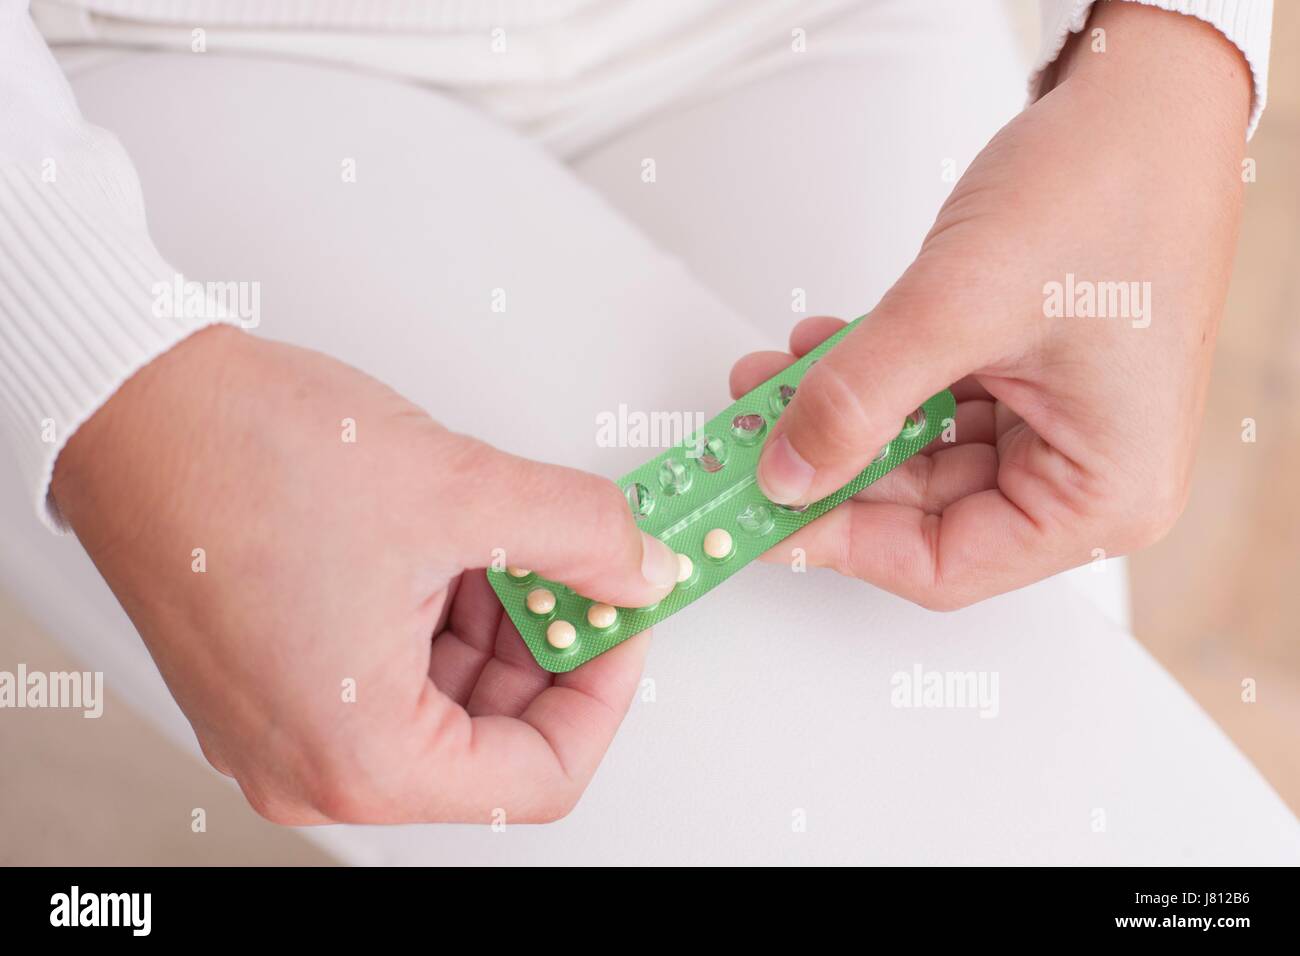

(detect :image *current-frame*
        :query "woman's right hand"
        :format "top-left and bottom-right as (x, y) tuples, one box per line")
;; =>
(52, 326), (678, 824)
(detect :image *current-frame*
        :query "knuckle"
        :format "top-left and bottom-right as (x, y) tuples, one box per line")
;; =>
(912, 588), (970, 613)
(196, 739), (233, 778)
(794, 360), (876, 458)
(306, 780), (368, 823)
(1114, 473), (1189, 551)
(442, 433), (497, 487)
(239, 781), (302, 826)
(508, 775), (584, 824)
(582, 477), (638, 548)
(530, 785), (582, 824)
(304, 765), (383, 823)
(296, 745), (396, 823)
(433, 433), (516, 512)
(1131, 496), (1186, 549)
(587, 476), (632, 526)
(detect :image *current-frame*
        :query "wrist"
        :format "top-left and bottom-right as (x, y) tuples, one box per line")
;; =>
(51, 325), (246, 542)
(1048, 1), (1251, 148)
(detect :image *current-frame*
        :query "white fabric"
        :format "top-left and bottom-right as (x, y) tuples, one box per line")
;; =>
(0, 0), (1275, 532)
(0, 1), (1294, 863)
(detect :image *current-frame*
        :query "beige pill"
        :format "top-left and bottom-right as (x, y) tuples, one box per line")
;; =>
(547, 620), (577, 649)
(703, 528), (733, 560)
(526, 588), (556, 615)
(587, 603), (618, 629)
(506, 566), (531, 578)
(676, 553), (694, 583)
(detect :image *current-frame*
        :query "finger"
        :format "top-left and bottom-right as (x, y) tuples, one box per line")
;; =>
(395, 630), (651, 823)
(789, 315), (846, 357)
(921, 398), (997, 452)
(439, 437), (679, 608)
(770, 434), (1088, 609)
(729, 351), (796, 399)
(429, 570), (502, 706)
(950, 374), (993, 403)
(995, 397), (1025, 436)
(736, 367), (994, 456)
(463, 608), (555, 719)
(851, 442), (998, 512)
(727, 317), (849, 399)
(235, 775), (334, 826)
(756, 279), (1003, 506)
(196, 736), (235, 778)
(529, 627), (652, 785)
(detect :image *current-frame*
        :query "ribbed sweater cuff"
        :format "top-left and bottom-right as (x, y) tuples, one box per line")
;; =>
(0, 161), (241, 533)
(1031, 0), (1271, 139)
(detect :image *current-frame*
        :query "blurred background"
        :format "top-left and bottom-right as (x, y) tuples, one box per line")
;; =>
(1128, 0), (1300, 822)
(1, 1), (1296, 863)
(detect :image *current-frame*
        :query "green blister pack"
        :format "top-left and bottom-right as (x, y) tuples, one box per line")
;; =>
(490, 316), (956, 672)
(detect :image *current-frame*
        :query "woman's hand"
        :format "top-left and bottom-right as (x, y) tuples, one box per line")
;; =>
(734, 1), (1253, 609)
(52, 326), (679, 824)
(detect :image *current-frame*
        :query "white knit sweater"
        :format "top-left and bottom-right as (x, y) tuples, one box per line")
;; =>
(0, 0), (1275, 531)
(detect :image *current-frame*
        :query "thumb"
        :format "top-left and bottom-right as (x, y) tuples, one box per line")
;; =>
(441, 438), (680, 608)
(756, 288), (990, 506)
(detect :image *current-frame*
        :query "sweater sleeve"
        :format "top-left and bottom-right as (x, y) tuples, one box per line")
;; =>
(0, 0), (240, 532)
(1031, 0), (1272, 139)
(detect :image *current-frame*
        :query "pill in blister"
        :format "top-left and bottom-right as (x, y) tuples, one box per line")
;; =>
(526, 588), (556, 616)
(487, 313), (955, 674)
(587, 603), (618, 629)
(547, 620), (577, 649)
(703, 527), (734, 560)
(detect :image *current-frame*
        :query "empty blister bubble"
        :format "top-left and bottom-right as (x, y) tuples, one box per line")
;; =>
(901, 407), (926, 439)
(694, 435), (728, 473)
(626, 482), (654, 519)
(770, 383), (797, 415)
(488, 314), (956, 673)
(658, 457), (692, 496)
(736, 503), (775, 536)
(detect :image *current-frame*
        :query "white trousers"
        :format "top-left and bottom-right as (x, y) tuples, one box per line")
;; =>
(2, 0), (1296, 863)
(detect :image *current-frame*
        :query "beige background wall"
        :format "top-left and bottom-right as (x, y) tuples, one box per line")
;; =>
(1128, 0), (1300, 819)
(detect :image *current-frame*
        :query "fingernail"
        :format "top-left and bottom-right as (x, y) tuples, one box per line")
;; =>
(757, 434), (815, 505)
(639, 532), (679, 590)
